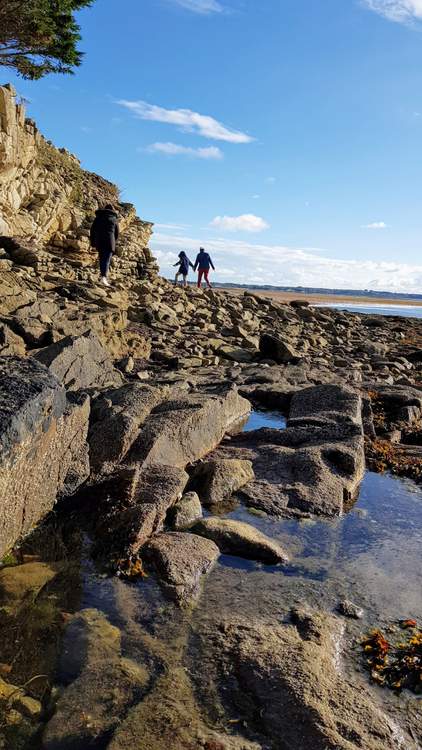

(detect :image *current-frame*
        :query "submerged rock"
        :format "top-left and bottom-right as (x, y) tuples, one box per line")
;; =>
(43, 609), (149, 750)
(338, 599), (364, 619)
(193, 609), (409, 750)
(143, 532), (219, 604)
(0, 562), (60, 618)
(191, 518), (288, 564)
(0, 676), (42, 749)
(108, 666), (261, 750)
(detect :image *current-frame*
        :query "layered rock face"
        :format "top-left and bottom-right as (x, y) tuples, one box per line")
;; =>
(0, 357), (89, 558)
(0, 84), (157, 281)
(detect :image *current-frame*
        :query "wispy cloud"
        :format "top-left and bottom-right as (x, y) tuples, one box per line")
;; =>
(362, 0), (422, 24)
(155, 222), (191, 231)
(151, 231), (422, 292)
(361, 221), (389, 229)
(145, 142), (223, 159)
(210, 214), (270, 232)
(169, 0), (224, 13)
(117, 99), (254, 143)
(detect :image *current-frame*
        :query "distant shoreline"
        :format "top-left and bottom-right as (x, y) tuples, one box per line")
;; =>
(221, 288), (422, 307)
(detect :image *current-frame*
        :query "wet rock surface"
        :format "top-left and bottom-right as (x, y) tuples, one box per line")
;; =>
(190, 609), (406, 750)
(43, 609), (149, 750)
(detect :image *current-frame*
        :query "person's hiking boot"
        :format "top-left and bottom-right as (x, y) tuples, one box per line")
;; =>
(101, 276), (111, 287)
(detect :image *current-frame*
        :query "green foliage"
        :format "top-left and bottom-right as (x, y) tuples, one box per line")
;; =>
(0, 553), (18, 568)
(0, 0), (94, 79)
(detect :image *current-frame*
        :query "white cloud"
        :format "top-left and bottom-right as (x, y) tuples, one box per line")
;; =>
(151, 231), (422, 292)
(265, 176), (276, 184)
(362, 0), (422, 23)
(210, 214), (270, 232)
(155, 222), (191, 231)
(170, 0), (224, 12)
(117, 99), (253, 143)
(146, 142), (223, 159)
(361, 221), (388, 229)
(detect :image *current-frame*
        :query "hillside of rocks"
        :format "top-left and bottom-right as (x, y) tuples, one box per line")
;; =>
(1, 82), (422, 749)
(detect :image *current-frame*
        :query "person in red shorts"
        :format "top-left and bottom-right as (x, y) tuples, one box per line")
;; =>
(193, 247), (215, 289)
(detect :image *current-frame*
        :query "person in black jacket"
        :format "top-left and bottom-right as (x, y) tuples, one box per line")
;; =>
(90, 204), (119, 287)
(173, 251), (194, 287)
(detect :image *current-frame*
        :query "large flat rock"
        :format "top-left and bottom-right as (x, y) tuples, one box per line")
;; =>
(88, 382), (169, 477)
(288, 383), (363, 429)
(33, 330), (123, 391)
(0, 356), (90, 557)
(127, 385), (251, 469)
(210, 384), (365, 517)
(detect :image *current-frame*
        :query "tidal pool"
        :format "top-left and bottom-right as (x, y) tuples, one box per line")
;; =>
(242, 409), (287, 432)
(213, 471), (422, 625)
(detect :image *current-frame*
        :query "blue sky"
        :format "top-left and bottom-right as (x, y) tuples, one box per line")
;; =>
(5, 0), (422, 290)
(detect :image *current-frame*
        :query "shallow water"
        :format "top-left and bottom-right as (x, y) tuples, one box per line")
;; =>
(218, 470), (422, 623)
(242, 409), (286, 432)
(317, 302), (422, 319)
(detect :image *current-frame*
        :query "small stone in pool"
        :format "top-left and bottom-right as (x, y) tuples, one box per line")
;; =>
(338, 599), (364, 619)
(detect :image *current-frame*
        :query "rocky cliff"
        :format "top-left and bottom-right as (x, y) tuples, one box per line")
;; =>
(0, 83), (157, 280)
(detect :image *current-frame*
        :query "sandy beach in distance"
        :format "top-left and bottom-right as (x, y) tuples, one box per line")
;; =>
(222, 288), (422, 306)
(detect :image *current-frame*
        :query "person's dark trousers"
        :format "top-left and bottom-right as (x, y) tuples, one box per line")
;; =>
(99, 250), (113, 277)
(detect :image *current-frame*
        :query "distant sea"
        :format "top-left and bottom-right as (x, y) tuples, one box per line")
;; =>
(317, 303), (422, 319)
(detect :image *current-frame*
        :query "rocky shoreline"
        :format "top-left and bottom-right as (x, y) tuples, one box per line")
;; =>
(1, 84), (422, 749)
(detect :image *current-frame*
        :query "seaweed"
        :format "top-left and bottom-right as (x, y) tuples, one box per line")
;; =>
(362, 620), (422, 693)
